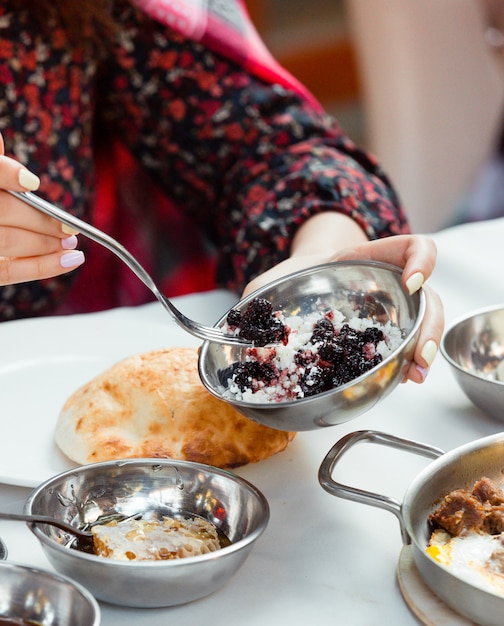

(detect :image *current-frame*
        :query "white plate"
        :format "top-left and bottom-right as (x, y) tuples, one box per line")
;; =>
(0, 294), (237, 488)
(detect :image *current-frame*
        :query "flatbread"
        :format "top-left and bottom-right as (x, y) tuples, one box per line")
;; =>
(55, 347), (296, 469)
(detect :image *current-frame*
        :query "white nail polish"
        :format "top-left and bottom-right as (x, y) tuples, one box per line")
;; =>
(61, 235), (78, 250)
(405, 272), (424, 295)
(421, 340), (438, 367)
(60, 250), (85, 269)
(18, 168), (40, 191)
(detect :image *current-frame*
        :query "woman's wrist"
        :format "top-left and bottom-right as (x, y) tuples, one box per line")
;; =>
(290, 212), (369, 258)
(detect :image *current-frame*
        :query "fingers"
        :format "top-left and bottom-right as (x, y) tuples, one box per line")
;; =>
(0, 226), (81, 257)
(0, 189), (67, 239)
(0, 249), (85, 286)
(0, 189), (86, 284)
(332, 234), (438, 288)
(0, 153), (40, 192)
(0, 135), (69, 239)
(0, 132), (85, 284)
(403, 284), (444, 384)
(245, 233), (445, 386)
(0, 131), (40, 191)
(0, 214), (86, 285)
(331, 235), (444, 384)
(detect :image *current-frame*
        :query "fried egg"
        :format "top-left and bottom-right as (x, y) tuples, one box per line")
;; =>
(427, 528), (504, 595)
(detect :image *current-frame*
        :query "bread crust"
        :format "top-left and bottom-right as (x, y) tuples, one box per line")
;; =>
(55, 347), (296, 468)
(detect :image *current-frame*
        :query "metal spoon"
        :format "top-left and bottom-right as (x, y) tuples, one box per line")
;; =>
(0, 511), (93, 549)
(8, 190), (253, 346)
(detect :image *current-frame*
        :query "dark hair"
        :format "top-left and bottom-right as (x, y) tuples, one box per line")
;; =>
(12, 0), (119, 53)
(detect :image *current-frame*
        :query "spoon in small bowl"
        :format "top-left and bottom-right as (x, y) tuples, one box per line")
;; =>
(0, 511), (94, 551)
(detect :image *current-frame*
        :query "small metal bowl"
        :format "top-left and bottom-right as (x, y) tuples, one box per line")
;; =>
(199, 261), (425, 431)
(0, 536), (7, 561)
(24, 459), (269, 608)
(441, 304), (504, 421)
(0, 561), (100, 625)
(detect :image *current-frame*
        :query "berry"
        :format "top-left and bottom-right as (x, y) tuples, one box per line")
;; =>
(226, 309), (242, 328)
(232, 361), (276, 392)
(234, 298), (288, 346)
(311, 318), (336, 343)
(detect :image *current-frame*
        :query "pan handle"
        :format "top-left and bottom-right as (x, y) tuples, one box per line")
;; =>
(318, 430), (445, 544)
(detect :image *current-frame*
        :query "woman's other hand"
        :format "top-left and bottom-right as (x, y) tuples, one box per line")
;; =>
(0, 133), (84, 286)
(243, 213), (444, 385)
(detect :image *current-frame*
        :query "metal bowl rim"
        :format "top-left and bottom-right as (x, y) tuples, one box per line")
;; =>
(0, 559), (101, 620)
(200, 260), (425, 408)
(26, 457), (270, 567)
(225, 260), (407, 299)
(403, 431), (504, 507)
(440, 303), (504, 385)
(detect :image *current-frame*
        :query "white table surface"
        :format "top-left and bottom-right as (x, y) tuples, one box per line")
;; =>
(1, 218), (502, 625)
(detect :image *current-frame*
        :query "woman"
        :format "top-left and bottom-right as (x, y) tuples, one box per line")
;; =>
(0, 0), (443, 382)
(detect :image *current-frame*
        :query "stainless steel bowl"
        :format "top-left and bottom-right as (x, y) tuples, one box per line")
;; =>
(319, 429), (504, 626)
(0, 536), (7, 560)
(441, 304), (504, 421)
(24, 459), (269, 608)
(0, 561), (100, 625)
(199, 261), (425, 431)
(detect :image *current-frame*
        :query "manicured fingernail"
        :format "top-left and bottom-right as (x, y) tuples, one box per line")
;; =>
(61, 224), (79, 235)
(61, 235), (78, 250)
(421, 339), (438, 367)
(60, 250), (85, 269)
(18, 168), (40, 191)
(406, 272), (424, 295)
(416, 364), (429, 382)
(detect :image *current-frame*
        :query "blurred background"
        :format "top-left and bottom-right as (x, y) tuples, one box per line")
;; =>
(245, 0), (504, 234)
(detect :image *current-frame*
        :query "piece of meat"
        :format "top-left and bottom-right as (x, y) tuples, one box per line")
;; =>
(472, 477), (504, 506)
(483, 507), (504, 534)
(429, 490), (486, 536)
(430, 477), (504, 537)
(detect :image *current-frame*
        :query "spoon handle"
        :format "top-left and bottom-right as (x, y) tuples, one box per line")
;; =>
(0, 512), (92, 538)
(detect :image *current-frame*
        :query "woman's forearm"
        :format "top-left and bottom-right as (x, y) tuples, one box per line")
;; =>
(290, 212), (369, 257)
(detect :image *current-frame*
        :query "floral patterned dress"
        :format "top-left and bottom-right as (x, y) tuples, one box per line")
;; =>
(0, 0), (409, 321)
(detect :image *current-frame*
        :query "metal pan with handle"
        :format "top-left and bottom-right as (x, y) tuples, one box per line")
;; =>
(318, 429), (504, 626)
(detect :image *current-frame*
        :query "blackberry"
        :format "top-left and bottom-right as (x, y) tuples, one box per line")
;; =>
(311, 322), (385, 391)
(232, 361), (276, 392)
(294, 350), (316, 367)
(226, 309), (242, 328)
(300, 366), (336, 397)
(311, 318), (335, 343)
(338, 324), (362, 347)
(235, 297), (288, 346)
(317, 340), (343, 364)
(227, 300), (391, 402)
(362, 326), (384, 344)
